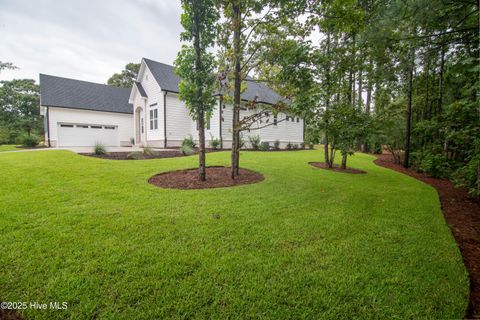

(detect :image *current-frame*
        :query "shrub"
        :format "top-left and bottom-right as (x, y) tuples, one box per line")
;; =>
(0, 128), (10, 145)
(308, 143), (314, 150)
(373, 143), (382, 154)
(239, 134), (246, 149)
(21, 134), (40, 147)
(130, 137), (135, 146)
(259, 141), (270, 151)
(452, 154), (480, 197)
(94, 142), (106, 155)
(182, 135), (196, 148)
(286, 142), (293, 150)
(143, 145), (154, 155)
(413, 150), (449, 178)
(249, 135), (261, 150)
(292, 144), (298, 150)
(209, 135), (221, 150)
(273, 140), (280, 150)
(300, 142), (306, 149)
(127, 151), (144, 160)
(180, 145), (194, 156)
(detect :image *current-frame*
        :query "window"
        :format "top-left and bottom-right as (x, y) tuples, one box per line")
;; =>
(286, 116), (289, 122)
(273, 114), (278, 126)
(141, 118), (144, 133)
(297, 117), (300, 123)
(60, 124), (74, 128)
(104, 126), (115, 130)
(150, 108), (158, 130)
(91, 125), (102, 129)
(76, 125), (89, 128)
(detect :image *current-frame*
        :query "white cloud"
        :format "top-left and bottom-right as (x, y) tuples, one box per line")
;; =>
(0, 0), (183, 83)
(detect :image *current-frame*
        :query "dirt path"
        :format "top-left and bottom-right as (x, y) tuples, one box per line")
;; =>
(374, 154), (480, 319)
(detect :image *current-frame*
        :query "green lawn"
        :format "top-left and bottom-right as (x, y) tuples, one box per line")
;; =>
(0, 150), (468, 319)
(0, 144), (19, 152)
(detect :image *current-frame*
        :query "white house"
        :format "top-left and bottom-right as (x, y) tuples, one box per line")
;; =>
(40, 58), (304, 148)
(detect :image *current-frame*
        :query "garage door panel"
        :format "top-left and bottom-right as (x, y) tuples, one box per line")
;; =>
(58, 123), (119, 147)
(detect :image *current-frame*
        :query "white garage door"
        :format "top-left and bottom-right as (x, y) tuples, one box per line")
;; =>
(57, 123), (119, 147)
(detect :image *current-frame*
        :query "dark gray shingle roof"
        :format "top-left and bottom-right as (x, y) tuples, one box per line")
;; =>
(40, 74), (133, 114)
(142, 58), (284, 105)
(134, 81), (147, 98)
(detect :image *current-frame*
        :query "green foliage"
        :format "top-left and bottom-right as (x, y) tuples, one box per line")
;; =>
(273, 140), (280, 150)
(259, 141), (270, 151)
(209, 136), (221, 150)
(0, 127), (10, 144)
(286, 142), (293, 150)
(0, 79), (41, 138)
(94, 143), (106, 155)
(412, 150), (449, 178)
(20, 134), (39, 147)
(180, 144), (194, 156)
(248, 135), (261, 150)
(127, 151), (145, 160)
(182, 135), (196, 148)
(107, 63), (140, 88)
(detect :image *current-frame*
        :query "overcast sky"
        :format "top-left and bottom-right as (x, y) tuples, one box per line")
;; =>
(0, 0), (183, 83)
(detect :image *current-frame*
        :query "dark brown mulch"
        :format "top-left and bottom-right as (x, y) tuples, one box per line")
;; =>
(0, 308), (23, 320)
(374, 153), (480, 319)
(148, 166), (264, 189)
(308, 161), (367, 174)
(81, 151), (185, 160)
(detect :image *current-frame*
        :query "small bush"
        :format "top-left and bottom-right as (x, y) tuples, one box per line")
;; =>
(373, 143), (382, 154)
(308, 143), (314, 150)
(239, 135), (246, 149)
(286, 142), (293, 150)
(249, 135), (261, 150)
(94, 142), (106, 155)
(182, 135), (196, 148)
(273, 140), (280, 150)
(21, 134), (40, 147)
(180, 145), (194, 156)
(292, 144), (298, 150)
(143, 145), (154, 155)
(209, 136), (222, 150)
(413, 151), (449, 178)
(127, 151), (145, 160)
(300, 142), (305, 149)
(259, 141), (270, 151)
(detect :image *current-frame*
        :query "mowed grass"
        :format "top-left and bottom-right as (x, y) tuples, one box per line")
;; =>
(0, 150), (468, 319)
(0, 144), (19, 152)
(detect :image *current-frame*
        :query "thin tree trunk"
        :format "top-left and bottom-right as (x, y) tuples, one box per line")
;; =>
(358, 69), (362, 107)
(231, 2), (241, 179)
(363, 63), (372, 153)
(438, 43), (445, 115)
(193, 6), (206, 181)
(341, 153), (347, 169)
(404, 49), (415, 168)
(324, 31), (331, 165)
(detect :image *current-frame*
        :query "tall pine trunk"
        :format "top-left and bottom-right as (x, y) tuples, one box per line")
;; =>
(404, 49), (415, 168)
(230, 2), (241, 179)
(324, 31), (331, 166)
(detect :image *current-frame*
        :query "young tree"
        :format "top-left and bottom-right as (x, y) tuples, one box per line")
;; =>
(107, 63), (140, 88)
(0, 79), (41, 137)
(175, 0), (218, 181)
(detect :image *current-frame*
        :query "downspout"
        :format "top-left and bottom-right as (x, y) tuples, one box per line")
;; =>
(163, 91), (168, 148)
(219, 95), (223, 149)
(46, 106), (51, 147)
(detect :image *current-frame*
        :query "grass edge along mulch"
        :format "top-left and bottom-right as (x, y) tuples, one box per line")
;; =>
(374, 153), (480, 319)
(308, 161), (367, 174)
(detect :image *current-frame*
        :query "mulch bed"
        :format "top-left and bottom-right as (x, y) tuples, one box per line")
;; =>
(148, 166), (264, 189)
(374, 153), (480, 319)
(309, 161), (367, 174)
(82, 151), (185, 160)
